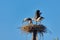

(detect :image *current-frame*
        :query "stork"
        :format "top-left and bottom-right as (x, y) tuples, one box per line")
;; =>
(32, 10), (44, 24)
(23, 18), (33, 24)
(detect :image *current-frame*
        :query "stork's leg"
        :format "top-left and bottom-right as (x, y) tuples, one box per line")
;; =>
(39, 21), (41, 24)
(39, 22), (40, 24)
(36, 21), (37, 25)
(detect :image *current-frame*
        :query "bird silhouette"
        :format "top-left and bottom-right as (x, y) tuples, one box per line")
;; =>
(32, 10), (44, 24)
(23, 18), (33, 24)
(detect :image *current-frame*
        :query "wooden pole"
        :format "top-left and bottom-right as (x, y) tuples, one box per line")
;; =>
(32, 30), (37, 40)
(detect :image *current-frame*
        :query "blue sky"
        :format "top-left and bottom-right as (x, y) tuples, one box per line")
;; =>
(0, 0), (60, 40)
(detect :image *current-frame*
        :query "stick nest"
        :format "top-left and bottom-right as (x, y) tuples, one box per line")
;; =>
(21, 24), (47, 33)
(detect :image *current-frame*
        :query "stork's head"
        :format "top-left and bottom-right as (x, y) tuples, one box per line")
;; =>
(36, 10), (41, 14)
(36, 10), (40, 13)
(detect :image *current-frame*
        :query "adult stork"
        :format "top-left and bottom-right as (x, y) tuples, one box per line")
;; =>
(32, 10), (44, 24)
(23, 18), (33, 24)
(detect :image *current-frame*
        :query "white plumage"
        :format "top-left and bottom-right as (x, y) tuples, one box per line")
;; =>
(32, 10), (44, 24)
(23, 18), (33, 24)
(35, 17), (44, 22)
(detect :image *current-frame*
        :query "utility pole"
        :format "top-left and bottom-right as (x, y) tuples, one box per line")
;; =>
(21, 10), (47, 40)
(32, 30), (37, 40)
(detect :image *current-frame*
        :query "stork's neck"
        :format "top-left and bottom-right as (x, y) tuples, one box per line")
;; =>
(29, 21), (32, 24)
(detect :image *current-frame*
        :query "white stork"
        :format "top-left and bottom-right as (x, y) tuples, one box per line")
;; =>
(32, 10), (44, 24)
(23, 18), (33, 24)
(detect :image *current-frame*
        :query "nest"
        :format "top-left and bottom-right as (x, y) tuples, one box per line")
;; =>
(21, 24), (47, 33)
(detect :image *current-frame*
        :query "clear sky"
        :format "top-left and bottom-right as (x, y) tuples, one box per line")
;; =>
(0, 0), (60, 40)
